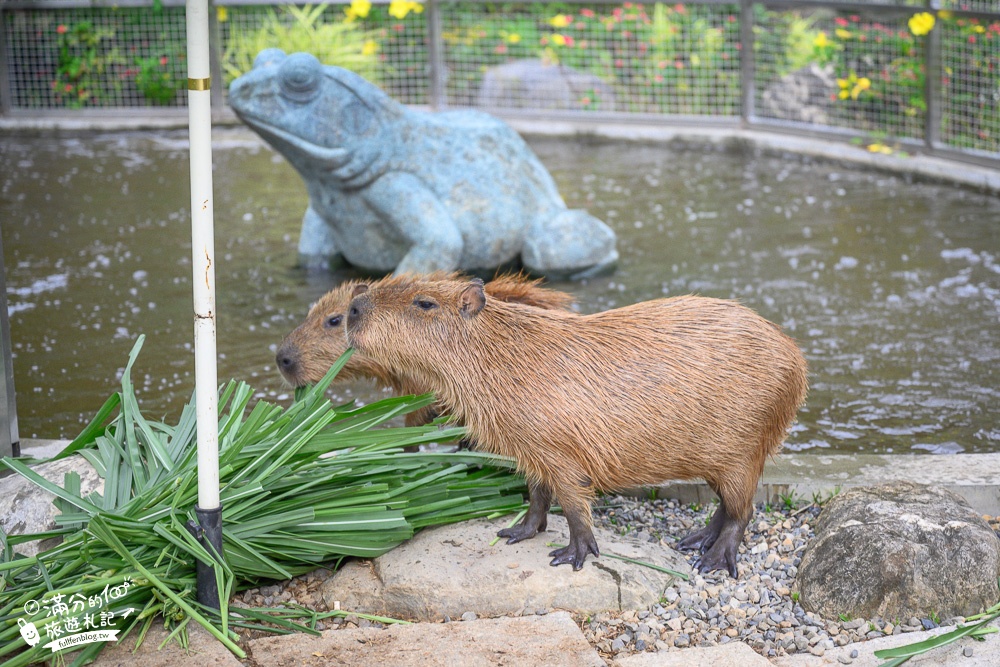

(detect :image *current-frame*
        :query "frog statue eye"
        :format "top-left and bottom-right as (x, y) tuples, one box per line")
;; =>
(279, 52), (322, 103)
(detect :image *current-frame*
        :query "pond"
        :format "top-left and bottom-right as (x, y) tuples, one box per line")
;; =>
(2, 128), (998, 455)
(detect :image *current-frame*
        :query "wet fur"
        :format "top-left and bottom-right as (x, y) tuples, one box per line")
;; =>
(346, 277), (808, 575)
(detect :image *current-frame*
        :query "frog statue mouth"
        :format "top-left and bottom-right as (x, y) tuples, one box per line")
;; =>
(233, 112), (352, 172)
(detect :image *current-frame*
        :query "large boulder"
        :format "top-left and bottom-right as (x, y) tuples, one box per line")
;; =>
(796, 481), (1000, 620)
(760, 64), (837, 125)
(0, 455), (102, 558)
(476, 59), (617, 112)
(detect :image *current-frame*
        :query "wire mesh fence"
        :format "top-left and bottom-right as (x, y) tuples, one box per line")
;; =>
(1, 0), (998, 163)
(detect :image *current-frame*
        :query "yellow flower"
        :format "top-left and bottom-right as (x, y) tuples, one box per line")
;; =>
(813, 32), (829, 48)
(388, 0), (409, 19)
(690, 54), (701, 66)
(837, 78), (849, 89)
(838, 89), (850, 100)
(908, 12), (935, 36)
(216, 6), (228, 23)
(867, 143), (893, 155)
(506, 33), (521, 44)
(937, 10), (953, 20)
(973, 25), (985, 33)
(851, 77), (870, 100)
(549, 14), (571, 28)
(345, 0), (371, 20)
(362, 40), (378, 56)
(835, 28), (852, 40)
(551, 33), (567, 46)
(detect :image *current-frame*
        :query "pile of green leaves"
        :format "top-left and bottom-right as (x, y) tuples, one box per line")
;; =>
(0, 336), (526, 666)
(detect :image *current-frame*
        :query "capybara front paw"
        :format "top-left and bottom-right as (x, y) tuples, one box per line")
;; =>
(677, 527), (719, 553)
(497, 524), (539, 544)
(693, 543), (739, 579)
(548, 537), (600, 571)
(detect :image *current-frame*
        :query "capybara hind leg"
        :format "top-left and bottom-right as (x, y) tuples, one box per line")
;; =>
(694, 514), (750, 579)
(498, 482), (551, 544)
(677, 502), (728, 553)
(548, 497), (600, 571)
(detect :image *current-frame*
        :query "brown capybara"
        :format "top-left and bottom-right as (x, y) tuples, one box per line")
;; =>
(345, 276), (808, 577)
(275, 271), (575, 426)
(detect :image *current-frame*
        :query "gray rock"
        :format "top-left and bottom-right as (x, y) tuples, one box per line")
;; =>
(476, 59), (616, 112)
(320, 515), (692, 621)
(760, 64), (837, 125)
(0, 455), (102, 558)
(796, 482), (1000, 620)
(229, 50), (617, 278)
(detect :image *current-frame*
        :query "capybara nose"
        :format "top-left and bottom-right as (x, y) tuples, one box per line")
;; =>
(275, 342), (300, 379)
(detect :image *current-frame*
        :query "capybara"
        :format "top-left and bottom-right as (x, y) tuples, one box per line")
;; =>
(345, 276), (808, 577)
(275, 271), (575, 426)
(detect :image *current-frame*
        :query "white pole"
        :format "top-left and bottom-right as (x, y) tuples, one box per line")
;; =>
(186, 0), (219, 512)
(186, 0), (223, 609)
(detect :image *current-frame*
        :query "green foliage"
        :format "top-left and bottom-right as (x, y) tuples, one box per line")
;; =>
(222, 3), (381, 84)
(0, 336), (527, 666)
(51, 21), (120, 107)
(134, 54), (184, 105)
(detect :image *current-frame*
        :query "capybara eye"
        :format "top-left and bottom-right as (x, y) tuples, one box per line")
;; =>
(414, 299), (438, 311)
(325, 315), (343, 329)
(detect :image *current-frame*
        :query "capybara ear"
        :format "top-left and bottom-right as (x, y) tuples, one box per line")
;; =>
(351, 283), (369, 297)
(459, 279), (486, 318)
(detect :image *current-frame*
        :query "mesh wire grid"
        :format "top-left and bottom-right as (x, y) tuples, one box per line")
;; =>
(219, 2), (430, 105)
(937, 11), (1000, 154)
(1, 1), (998, 160)
(440, 2), (742, 116)
(3, 6), (189, 109)
(755, 8), (928, 144)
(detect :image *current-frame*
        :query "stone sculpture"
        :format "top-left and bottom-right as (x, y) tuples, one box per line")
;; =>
(228, 49), (618, 278)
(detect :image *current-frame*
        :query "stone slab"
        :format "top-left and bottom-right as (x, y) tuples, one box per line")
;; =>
(636, 452), (1000, 516)
(0, 452), (102, 558)
(613, 642), (773, 666)
(320, 515), (692, 621)
(246, 611), (606, 667)
(772, 618), (1000, 667)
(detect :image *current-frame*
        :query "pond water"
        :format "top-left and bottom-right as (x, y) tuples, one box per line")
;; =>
(2, 129), (998, 454)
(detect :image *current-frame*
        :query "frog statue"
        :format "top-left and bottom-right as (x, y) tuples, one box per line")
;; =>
(228, 50), (618, 278)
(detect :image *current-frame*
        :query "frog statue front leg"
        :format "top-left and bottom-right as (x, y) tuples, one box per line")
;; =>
(361, 172), (465, 275)
(297, 204), (345, 271)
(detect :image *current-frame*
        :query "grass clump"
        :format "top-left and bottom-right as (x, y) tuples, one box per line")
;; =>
(0, 335), (526, 665)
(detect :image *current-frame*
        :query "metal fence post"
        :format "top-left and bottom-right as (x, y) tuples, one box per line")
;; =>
(426, 0), (446, 109)
(924, 0), (942, 151)
(209, 0), (224, 111)
(0, 6), (11, 116)
(0, 232), (20, 459)
(740, 0), (756, 127)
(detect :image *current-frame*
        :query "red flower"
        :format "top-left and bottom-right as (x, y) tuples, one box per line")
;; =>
(494, 44), (507, 54)
(615, 59), (623, 67)
(56, 24), (68, 34)
(160, 56), (169, 66)
(580, 8), (595, 18)
(835, 17), (849, 27)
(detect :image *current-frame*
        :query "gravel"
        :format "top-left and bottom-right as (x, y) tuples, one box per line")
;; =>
(230, 495), (1000, 660)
